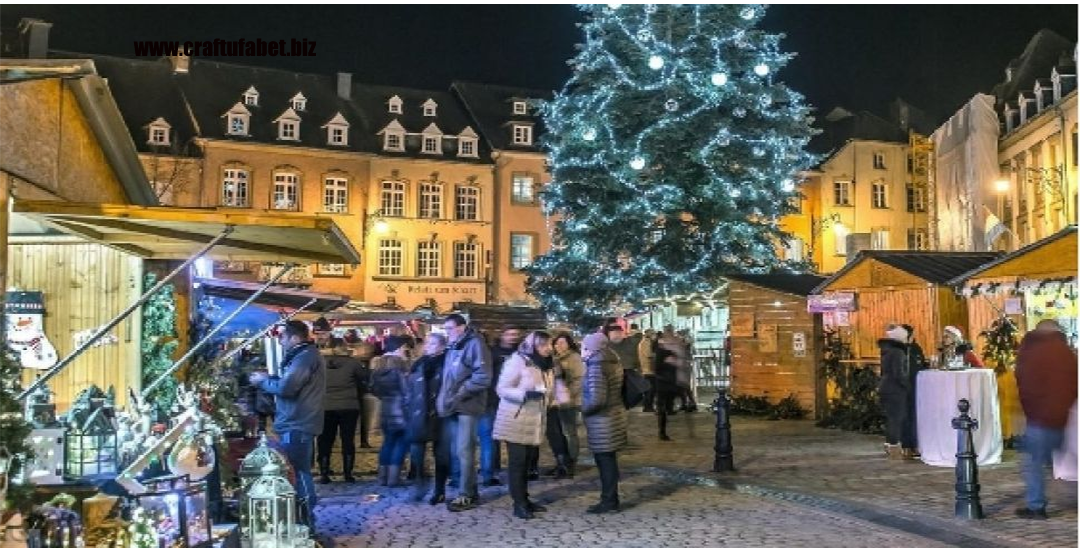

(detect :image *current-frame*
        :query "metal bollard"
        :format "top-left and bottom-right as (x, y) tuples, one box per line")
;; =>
(951, 398), (984, 519)
(712, 391), (735, 472)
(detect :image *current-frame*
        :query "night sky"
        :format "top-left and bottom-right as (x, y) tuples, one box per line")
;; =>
(3, 4), (1076, 124)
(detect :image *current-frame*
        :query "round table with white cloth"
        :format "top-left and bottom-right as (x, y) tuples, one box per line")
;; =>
(1052, 402), (1077, 481)
(915, 369), (1002, 467)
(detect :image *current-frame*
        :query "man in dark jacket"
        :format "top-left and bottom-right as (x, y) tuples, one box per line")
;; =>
(250, 320), (325, 530)
(435, 314), (493, 512)
(318, 343), (368, 483)
(481, 327), (521, 486)
(1015, 319), (1078, 519)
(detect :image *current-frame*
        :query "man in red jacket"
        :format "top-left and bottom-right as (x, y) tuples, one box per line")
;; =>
(1014, 319), (1078, 519)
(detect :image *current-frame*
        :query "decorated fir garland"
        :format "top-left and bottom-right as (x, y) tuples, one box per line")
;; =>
(0, 345), (35, 513)
(140, 273), (179, 417)
(979, 317), (1019, 376)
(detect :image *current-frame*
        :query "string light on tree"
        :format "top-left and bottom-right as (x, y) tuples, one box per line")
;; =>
(525, 4), (817, 326)
(754, 63), (770, 76)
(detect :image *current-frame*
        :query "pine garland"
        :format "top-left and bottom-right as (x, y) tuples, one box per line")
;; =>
(140, 273), (179, 417)
(0, 345), (35, 513)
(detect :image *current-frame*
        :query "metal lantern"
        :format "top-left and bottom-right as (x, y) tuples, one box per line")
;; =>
(134, 475), (211, 548)
(238, 434), (290, 490)
(63, 406), (118, 479)
(244, 463), (297, 548)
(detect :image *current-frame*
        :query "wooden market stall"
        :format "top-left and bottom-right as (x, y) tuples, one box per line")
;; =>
(811, 251), (1002, 361)
(724, 274), (827, 417)
(947, 225), (1078, 438)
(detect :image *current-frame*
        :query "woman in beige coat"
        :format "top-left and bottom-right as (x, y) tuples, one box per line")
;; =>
(492, 331), (555, 520)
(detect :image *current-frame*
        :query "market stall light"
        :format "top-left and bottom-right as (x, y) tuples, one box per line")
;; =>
(773, 300), (782, 307)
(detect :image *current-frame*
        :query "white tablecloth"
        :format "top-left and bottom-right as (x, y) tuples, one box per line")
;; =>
(916, 369), (1002, 467)
(1053, 402), (1077, 481)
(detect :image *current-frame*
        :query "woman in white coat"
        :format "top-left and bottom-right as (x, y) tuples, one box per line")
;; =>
(493, 331), (555, 520)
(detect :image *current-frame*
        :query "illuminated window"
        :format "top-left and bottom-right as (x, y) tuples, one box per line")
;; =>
(273, 172), (299, 210)
(872, 180), (888, 208)
(323, 177), (348, 213)
(833, 180), (851, 206)
(381, 180), (406, 217)
(454, 242), (479, 278)
(510, 233), (535, 270)
(419, 183), (442, 219)
(512, 173), (535, 204)
(378, 239), (403, 276)
(455, 186), (480, 221)
(221, 168), (249, 207)
(417, 241), (442, 277)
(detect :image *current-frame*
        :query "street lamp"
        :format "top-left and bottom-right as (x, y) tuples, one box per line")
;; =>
(994, 178), (1010, 220)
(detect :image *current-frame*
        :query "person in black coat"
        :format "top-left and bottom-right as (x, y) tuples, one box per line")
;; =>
(653, 334), (682, 441)
(901, 324), (928, 459)
(372, 339), (413, 486)
(406, 333), (447, 503)
(317, 343), (368, 483)
(878, 324), (915, 459)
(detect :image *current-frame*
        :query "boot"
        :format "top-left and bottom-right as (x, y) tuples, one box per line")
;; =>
(342, 452), (356, 482)
(377, 465), (388, 486)
(411, 476), (429, 503)
(553, 455), (572, 479)
(901, 448), (920, 461)
(317, 456), (331, 484)
(885, 444), (903, 460)
(386, 465), (402, 488)
(565, 457), (577, 477)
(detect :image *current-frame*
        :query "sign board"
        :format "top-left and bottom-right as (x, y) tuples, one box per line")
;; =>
(1004, 297), (1023, 315)
(792, 331), (807, 357)
(807, 292), (857, 313)
(729, 312), (755, 337)
(758, 324), (778, 353)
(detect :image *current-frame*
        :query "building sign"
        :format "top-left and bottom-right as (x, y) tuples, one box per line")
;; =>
(402, 284), (481, 296)
(1004, 297), (1023, 315)
(807, 292), (857, 313)
(369, 281), (486, 311)
(792, 331), (807, 357)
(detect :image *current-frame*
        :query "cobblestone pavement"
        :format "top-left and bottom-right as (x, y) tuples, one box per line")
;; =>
(316, 405), (1077, 547)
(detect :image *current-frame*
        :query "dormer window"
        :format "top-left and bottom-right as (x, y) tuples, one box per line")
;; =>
(274, 108), (301, 141)
(223, 102), (252, 137)
(421, 123), (443, 154)
(513, 101), (528, 115)
(243, 86), (259, 106)
(322, 112), (350, 146)
(388, 95), (403, 114)
(380, 120), (406, 152)
(423, 98), (438, 117)
(458, 126), (479, 158)
(147, 117), (171, 146)
(512, 123), (533, 146)
(290, 92), (307, 112)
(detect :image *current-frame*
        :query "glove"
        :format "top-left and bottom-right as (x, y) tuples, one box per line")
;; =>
(524, 390), (544, 401)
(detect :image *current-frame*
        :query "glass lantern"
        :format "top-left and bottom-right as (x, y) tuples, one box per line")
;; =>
(134, 475), (211, 548)
(244, 463), (296, 548)
(238, 434), (290, 490)
(63, 407), (118, 479)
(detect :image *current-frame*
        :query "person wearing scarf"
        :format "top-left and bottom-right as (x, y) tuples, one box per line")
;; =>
(492, 331), (555, 520)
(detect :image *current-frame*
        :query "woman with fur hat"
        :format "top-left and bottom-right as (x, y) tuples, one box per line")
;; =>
(493, 331), (556, 520)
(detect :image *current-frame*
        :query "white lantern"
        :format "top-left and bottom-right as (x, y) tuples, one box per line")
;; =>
(245, 463), (297, 548)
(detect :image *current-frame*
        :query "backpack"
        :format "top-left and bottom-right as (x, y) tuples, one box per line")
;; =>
(622, 368), (651, 409)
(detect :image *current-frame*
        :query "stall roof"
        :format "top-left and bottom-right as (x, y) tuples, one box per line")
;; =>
(195, 278), (349, 312)
(813, 250), (1002, 294)
(947, 225), (1077, 286)
(11, 200), (361, 264)
(724, 274), (827, 297)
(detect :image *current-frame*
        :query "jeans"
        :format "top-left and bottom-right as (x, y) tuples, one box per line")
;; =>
(477, 410), (502, 480)
(378, 427), (409, 466)
(506, 442), (535, 506)
(558, 407), (581, 462)
(594, 451), (620, 504)
(280, 431), (317, 506)
(410, 442), (432, 478)
(317, 409), (359, 460)
(1022, 421), (1065, 510)
(442, 414), (479, 498)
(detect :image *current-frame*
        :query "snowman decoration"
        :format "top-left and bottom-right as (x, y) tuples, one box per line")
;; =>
(4, 291), (58, 370)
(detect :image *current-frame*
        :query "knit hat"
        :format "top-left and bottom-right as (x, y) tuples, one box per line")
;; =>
(582, 333), (609, 352)
(943, 326), (964, 342)
(885, 325), (908, 343)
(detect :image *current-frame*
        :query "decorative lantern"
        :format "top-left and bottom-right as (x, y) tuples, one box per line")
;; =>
(244, 463), (297, 548)
(63, 406), (118, 479)
(238, 434), (290, 490)
(133, 475), (211, 548)
(25, 384), (58, 428)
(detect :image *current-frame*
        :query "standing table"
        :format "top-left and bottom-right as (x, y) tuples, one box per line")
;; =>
(916, 369), (1002, 467)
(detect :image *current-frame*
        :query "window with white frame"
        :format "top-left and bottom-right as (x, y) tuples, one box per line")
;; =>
(221, 168), (249, 207)
(459, 138), (477, 158)
(422, 135), (441, 154)
(279, 120), (298, 140)
(388, 95), (403, 114)
(381, 180), (406, 217)
(417, 241), (442, 277)
(511, 173), (535, 204)
(513, 101), (528, 115)
(323, 177), (348, 213)
(225, 103), (251, 136)
(871, 228), (890, 250)
(243, 86), (259, 106)
(834, 224), (850, 256)
(324, 113), (349, 146)
(873, 151), (886, 170)
(512, 124), (533, 145)
(318, 264), (346, 276)
(907, 228), (929, 250)
(906, 183), (926, 212)
(783, 237), (804, 262)
(454, 242), (479, 278)
(871, 180), (888, 208)
(833, 180), (851, 206)
(419, 182), (442, 219)
(510, 233), (535, 270)
(378, 239), (403, 276)
(455, 186), (480, 220)
(150, 126), (168, 145)
(423, 99), (437, 117)
(384, 132), (404, 152)
(273, 172), (300, 210)
(291, 92), (307, 112)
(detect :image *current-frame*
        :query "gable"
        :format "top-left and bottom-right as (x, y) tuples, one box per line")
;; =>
(820, 258), (927, 291)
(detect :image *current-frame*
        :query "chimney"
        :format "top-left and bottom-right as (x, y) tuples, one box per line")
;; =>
(169, 52), (189, 74)
(18, 18), (52, 59)
(337, 72), (352, 100)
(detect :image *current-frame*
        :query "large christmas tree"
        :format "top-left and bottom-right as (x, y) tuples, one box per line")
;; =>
(527, 4), (816, 326)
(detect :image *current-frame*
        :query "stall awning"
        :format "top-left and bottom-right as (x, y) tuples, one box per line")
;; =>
(947, 226), (1077, 286)
(195, 278), (349, 312)
(11, 200), (361, 264)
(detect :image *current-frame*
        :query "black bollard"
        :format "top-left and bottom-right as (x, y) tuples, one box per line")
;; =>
(712, 391), (735, 472)
(951, 398), (984, 520)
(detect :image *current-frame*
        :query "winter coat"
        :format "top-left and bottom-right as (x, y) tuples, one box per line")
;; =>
(653, 345), (680, 394)
(905, 342), (929, 393)
(581, 348), (628, 453)
(554, 351), (585, 408)
(258, 342), (326, 436)
(877, 338), (911, 397)
(610, 337), (642, 371)
(1016, 330), (1078, 428)
(436, 328), (493, 417)
(405, 352), (445, 443)
(638, 337), (656, 377)
(322, 354), (367, 411)
(372, 355), (410, 432)
(493, 353), (555, 446)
